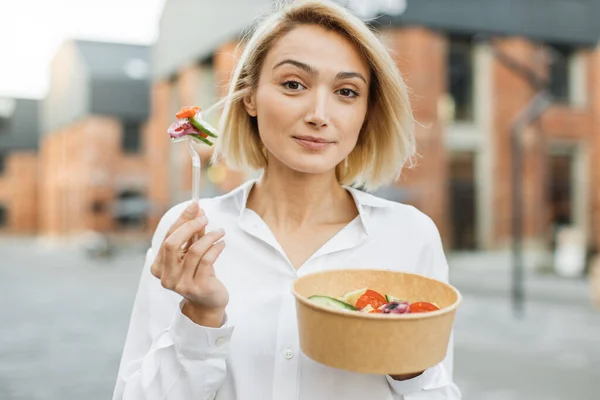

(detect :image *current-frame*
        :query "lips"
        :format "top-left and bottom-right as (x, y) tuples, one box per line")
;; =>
(292, 135), (335, 151)
(292, 135), (334, 144)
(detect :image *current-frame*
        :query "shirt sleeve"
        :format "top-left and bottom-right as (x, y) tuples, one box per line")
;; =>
(387, 213), (462, 399)
(112, 202), (234, 400)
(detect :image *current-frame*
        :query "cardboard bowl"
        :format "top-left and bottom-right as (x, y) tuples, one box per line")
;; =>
(292, 269), (462, 375)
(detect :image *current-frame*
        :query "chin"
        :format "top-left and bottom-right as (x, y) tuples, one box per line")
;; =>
(284, 157), (338, 176)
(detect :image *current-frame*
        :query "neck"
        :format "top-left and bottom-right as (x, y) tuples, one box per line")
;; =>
(246, 163), (357, 231)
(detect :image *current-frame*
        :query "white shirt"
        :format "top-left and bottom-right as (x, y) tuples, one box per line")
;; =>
(113, 179), (462, 400)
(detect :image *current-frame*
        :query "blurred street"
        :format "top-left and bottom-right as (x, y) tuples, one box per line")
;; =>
(448, 253), (600, 399)
(1, 237), (598, 400)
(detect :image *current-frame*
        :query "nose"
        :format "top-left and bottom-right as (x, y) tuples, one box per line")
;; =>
(304, 88), (330, 129)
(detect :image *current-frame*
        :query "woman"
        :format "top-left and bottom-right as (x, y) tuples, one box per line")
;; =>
(113, 1), (461, 399)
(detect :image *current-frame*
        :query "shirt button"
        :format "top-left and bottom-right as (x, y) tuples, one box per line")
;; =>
(215, 337), (227, 347)
(284, 348), (294, 360)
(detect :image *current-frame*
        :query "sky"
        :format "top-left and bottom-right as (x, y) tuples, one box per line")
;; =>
(0, 0), (166, 99)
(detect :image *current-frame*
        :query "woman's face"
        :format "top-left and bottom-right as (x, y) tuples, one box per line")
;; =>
(244, 24), (371, 176)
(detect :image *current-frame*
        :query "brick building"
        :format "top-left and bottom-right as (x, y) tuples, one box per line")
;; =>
(371, 0), (600, 259)
(40, 40), (153, 236)
(0, 98), (39, 234)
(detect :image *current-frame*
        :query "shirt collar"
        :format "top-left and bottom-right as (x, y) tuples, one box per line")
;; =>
(233, 178), (393, 236)
(343, 185), (393, 235)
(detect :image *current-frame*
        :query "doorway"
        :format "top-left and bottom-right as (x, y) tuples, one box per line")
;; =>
(448, 152), (477, 250)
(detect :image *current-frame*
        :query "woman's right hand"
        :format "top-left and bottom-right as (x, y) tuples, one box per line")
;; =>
(151, 201), (229, 327)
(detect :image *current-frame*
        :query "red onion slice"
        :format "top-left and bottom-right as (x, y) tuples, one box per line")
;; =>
(168, 119), (201, 140)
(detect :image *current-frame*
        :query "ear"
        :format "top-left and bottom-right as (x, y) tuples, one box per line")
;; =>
(243, 92), (257, 117)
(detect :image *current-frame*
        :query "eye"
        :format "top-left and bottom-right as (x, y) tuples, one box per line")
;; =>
(282, 80), (306, 91)
(337, 88), (359, 98)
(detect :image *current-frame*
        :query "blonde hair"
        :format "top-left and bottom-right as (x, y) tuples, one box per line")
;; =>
(211, 0), (415, 191)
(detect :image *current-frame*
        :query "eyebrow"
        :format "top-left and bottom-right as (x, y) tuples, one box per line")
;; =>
(273, 59), (368, 84)
(335, 71), (367, 84)
(273, 59), (317, 75)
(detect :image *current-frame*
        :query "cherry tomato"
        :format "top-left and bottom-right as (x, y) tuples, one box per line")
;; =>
(409, 302), (440, 313)
(355, 289), (387, 310)
(176, 106), (201, 119)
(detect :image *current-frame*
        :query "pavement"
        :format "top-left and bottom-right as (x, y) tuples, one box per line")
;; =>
(447, 252), (600, 400)
(0, 236), (599, 400)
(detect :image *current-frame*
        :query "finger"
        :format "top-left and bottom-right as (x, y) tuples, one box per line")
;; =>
(150, 259), (161, 279)
(189, 207), (206, 246)
(175, 241), (226, 300)
(163, 216), (209, 271)
(164, 201), (199, 239)
(195, 240), (226, 280)
(150, 248), (166, 280)
(183, 206), (206, 252)
(181, 229), (226, 280)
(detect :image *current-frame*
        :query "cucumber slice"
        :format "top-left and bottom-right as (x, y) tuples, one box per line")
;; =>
(385, 294), (404, 302)
(190, 116), (218, 138)
(189, 134), (213, 146)
(308, 295), (357, 311)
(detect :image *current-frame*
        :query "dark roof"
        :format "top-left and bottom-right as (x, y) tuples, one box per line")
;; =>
(375, 0), (600, 46)
(90, 78), (150, 121)
(0, 98), (40, 151)
(75, 41), (151, 121)
(74, 40), (151, 80)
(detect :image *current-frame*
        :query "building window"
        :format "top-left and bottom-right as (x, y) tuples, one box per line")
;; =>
(114, 189), (148, 229)
(548, 44), (573, 104)
(447, 36), (475, 122)
(121, 120), (142, 154)
(547, 45), (587, 107)
(0, 204), (7, 228)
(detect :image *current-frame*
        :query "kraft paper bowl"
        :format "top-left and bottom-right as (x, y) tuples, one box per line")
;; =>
(292, 269), (462, 375)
